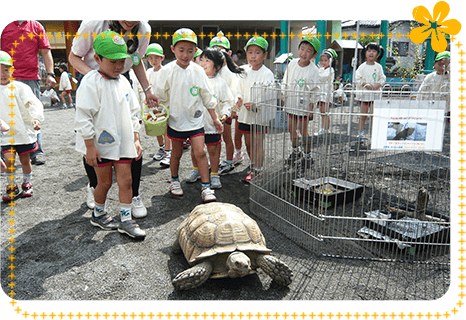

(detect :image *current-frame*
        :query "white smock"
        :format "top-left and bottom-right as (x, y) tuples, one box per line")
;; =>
(282, 58), (319, 116)
(153, 61), (217, 132)
(74, 70), (141, 160)
(1, 81), (44, 146)
(237, 64), (275, 126)
(205, 76), (233, 134)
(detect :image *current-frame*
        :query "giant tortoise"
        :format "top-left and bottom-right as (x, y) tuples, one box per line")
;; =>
(172, 202), (293, 290)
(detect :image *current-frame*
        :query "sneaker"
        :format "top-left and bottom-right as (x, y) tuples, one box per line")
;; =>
(90, 212), (119, 230)
(153, 148), (166, 161)
(285, 151), (303, 165)
(86, 183), (95, 209)
(186, 169), (201, 183)
(201, 187), (216, 202)
(244, 171), (254, 183)
(357, 131), (365, 140)
(3, 185), (19, 202)
(315, 129), (328, 136)
(21, 182), (33, 197)
(31, 155), (46, 165)
(131, 194), (147, 218)
(160, 152), (171, 167)
(210, 175), (222, 189)
(118, 220), (146, 240)
(232, 152), (244, 165)
(219, 161), (235, 175)
(170, 180), (184, 196)
(244, 169), (263, 183)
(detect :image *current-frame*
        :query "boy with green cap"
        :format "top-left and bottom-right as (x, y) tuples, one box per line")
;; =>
(74, 31), (145, 240)
(282, 34), (320, 165)
(1, 50), (44, 201)
(153, 28), (223, 202)
(237, 36), (275, 182)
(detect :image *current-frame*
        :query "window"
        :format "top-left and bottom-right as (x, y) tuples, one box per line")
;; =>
(392, 42), (409, 57)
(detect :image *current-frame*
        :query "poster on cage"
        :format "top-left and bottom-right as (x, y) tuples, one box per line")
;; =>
(371, 100), (446, 151)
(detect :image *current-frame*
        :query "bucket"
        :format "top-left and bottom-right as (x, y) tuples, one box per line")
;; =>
(142, 104), (169, 136)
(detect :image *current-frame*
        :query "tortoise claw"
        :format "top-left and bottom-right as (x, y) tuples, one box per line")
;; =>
(173, 261), (213, 290)
(257, 254), (293, 286)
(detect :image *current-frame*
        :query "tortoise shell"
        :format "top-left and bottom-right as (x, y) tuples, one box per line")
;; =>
(177, 202), (271, 265)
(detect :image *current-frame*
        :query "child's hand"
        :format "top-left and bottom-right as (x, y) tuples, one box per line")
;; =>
(220, 114), (228, 124)
(32, 120), (41, 130)
(236, 98), (243, 109)
(213, 118), (223, 134)
(0, 119), (10, 132)
(85, 145), (101, 167)
(134, 140), (143, 160)
(244, 102), (252, 111)
(1, 159), (7, 172)
(231, 111), (237, 119)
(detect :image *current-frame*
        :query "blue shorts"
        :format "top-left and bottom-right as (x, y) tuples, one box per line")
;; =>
(205, 133), (221, 146)
(96, 158), (133, 167)
(238, 123), (267, 134)
(2, 142), (38, 156)
(167, 126), (204, 141)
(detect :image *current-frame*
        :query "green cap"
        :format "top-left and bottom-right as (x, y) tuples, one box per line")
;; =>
(193, 47), (203, 59)
(323, 48), (338, 60)
(435, 51), (450, 61)
(93, 31), (130, 60)
(173, 28), (197, 46)
(210, 31), (230, 50)
(300, 35), (320, 53)
(244, 36), (268, 51)
(146, 43), (164, 57)
(0, 50), (13, 66)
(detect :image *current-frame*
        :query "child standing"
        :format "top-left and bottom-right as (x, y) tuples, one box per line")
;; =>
(209, 31), (246, 175)
(145, 43), (171, 165)
(59, 63), (74, 109)
(74, 31), (145, 240)
(282, 34), (320, 164)
(153, 28), (223, 202)
(1, 51), (44, 201)
(316, 48), (337, 135)
(237, 36), (275, 183)
(355, 42), (386, 140)
(417, 51), (450, 118)
(185, 47), (234, 189)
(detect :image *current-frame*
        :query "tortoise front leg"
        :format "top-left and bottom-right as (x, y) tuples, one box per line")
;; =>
(256, 254), (292, 286)
(172, 261), (213, 290)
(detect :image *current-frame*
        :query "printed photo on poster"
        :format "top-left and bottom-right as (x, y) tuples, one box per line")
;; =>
(371, 100), (445, 151)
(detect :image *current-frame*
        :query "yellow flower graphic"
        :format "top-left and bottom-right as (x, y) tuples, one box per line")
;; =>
(410, 1), (461, 52)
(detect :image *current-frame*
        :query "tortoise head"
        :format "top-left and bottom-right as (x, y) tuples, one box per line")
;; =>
(226, 251), (251, 278)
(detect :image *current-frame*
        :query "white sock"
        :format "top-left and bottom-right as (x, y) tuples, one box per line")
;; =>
(120, 203), (132, 222)
(6, 172), (16, 186)
(94, 202), (105, 217)
(23, 172), (32, 184)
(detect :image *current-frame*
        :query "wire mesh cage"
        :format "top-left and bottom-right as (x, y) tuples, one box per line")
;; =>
(246, 79), (450, 299)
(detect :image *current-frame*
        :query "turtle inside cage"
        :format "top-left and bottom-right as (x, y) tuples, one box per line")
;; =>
(291, 176), (364, 208)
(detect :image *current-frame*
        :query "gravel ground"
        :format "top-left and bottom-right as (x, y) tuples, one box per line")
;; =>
(1, 105), (449, 301)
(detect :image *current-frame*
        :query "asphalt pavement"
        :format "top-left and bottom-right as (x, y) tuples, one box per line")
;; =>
(0, 105), (449, 302)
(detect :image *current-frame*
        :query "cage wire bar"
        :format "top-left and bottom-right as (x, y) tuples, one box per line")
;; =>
(247, 80), (450, 300)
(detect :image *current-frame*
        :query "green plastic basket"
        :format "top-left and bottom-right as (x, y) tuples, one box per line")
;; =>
(142, 104), (169, 136)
